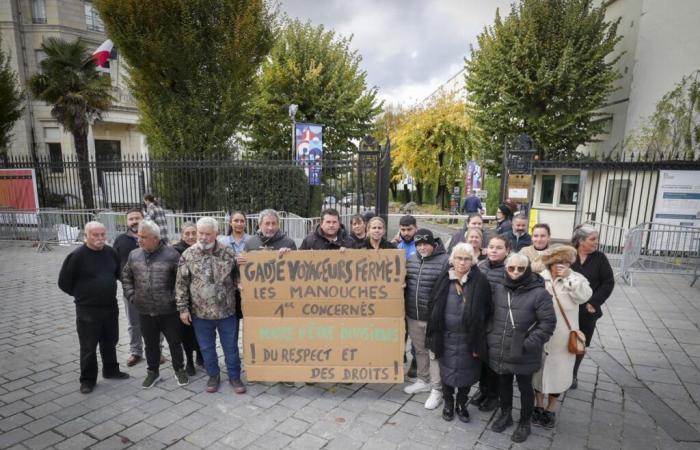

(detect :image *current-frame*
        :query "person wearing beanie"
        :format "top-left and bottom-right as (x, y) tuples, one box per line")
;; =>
(404, 228), (448, 410)
(496, 204), (513, 235)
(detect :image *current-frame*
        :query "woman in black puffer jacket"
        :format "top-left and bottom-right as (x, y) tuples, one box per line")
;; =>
(426, 243), (492, 424)
(488, 253), (556, 444)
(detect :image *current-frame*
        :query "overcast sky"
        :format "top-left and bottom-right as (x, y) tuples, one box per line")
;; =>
(279, 0), (514, 107)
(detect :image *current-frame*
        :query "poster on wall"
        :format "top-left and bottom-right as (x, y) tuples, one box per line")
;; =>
(0, 169), (39, 210)
(241, 249), (405, 383)
(653, 171), (700, 228)
(0, 168), (40, 225)
(295, 123), (323, 185)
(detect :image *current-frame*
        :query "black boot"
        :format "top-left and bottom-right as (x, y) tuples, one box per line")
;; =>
(456, 401), (470, 423)
(479, 396), (499, 412)
(442, 399), (455, 421)
(491, 408), (513, 432)
(471, 389), (488, 406)
(532, 406), (544, 426)
(511, 421), (531, 443)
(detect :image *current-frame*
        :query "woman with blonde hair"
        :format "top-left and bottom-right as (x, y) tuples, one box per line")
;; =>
(532, 245), (592, 428)
(364, 216), (396, 249)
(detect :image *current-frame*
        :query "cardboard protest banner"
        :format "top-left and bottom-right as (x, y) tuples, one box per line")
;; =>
(241, 249), (405, 383)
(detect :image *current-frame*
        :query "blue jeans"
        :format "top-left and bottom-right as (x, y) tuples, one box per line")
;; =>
(191, 315), (241, 380)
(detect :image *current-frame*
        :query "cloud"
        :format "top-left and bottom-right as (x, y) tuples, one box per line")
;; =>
(279, 0), (513, 106)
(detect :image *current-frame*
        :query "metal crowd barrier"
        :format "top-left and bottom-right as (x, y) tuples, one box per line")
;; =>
(619, 222), (700, 286)
(0, 208), (97, 252)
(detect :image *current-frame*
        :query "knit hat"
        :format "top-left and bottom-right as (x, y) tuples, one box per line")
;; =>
(414, 228), (435, 246)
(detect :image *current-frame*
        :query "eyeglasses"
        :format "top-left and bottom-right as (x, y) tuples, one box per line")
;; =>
(506, 266), (527, 273)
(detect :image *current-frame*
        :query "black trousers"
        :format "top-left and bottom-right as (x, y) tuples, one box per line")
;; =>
(443, 384), (470, 406)
(76, 306), (120, 385)
(479, 365), (499, 399)
(498, 372), (535, 423)
(181, 322), (201, 363)
(139, 312), (184, 373)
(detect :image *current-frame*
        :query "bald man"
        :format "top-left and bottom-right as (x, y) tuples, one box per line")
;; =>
(58, 221), (129, 394)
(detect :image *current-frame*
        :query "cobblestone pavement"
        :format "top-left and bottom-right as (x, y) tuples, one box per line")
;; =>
(1, 241), (699, 450)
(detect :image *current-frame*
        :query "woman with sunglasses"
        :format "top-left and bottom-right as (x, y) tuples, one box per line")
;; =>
(532, 245), (591, 429)
(472, 235), (512, 412)
(426, 243), (491, 423)
(364, 216), (396, 249)
(488, 253), (555, 443)
(519, 223), (552, 273)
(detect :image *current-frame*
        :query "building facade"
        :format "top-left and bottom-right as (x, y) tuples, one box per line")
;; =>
(0, 0), (147, 161)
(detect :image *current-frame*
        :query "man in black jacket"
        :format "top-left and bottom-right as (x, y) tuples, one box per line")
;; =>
(58, 221), (129, 394)
(503, 213), (532, 252)
(122, 220), (188, 389)
(112, 208), (146, 367)
(300, 208), (347, 250)
(403, 229), (449, 410)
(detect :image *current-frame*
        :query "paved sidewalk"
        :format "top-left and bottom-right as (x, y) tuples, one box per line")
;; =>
(0, 241), (699, 449)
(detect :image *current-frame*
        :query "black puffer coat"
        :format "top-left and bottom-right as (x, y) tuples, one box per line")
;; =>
(487, 273), (556, 375)
(363, 238), (397, 249)
(121, 244), (180, 315)
(426, 268), (492, 364)
(477, 258), (506, 291)
(300, 224), (348, 250)
(404, 239), (448, 321)
(244, 229), (297, 251)
(172, 240), (190, 255)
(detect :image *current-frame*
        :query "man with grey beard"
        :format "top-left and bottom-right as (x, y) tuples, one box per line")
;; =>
(176, 217), (245, 394)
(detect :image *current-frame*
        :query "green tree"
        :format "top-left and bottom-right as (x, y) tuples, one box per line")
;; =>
(247, 19), (383, 160)
(627, 71), (700, 160)
(0, 34), (24, 158)
(465, 0), (622, 167)
(392, 94), (475, 207)
(28, 38), (112, 209)
(96, 0), (274, 158)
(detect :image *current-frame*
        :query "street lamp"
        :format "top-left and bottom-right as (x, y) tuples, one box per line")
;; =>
(289, 104), (298, 160)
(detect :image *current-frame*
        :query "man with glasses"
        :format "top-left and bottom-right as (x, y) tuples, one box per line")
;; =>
(404, 229), (448, 410)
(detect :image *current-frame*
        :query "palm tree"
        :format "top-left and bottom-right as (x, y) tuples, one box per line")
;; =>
(28, 37), (112, 209)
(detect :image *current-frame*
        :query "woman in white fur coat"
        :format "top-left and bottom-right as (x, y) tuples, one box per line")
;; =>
(531, 245), (592, 429)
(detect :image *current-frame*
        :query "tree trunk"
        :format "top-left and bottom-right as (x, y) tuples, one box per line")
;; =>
(390, 182), (397, 201)
(416, 182), (423, 205)
(436, 183), (447, 209)
(73, 129), (95, 209)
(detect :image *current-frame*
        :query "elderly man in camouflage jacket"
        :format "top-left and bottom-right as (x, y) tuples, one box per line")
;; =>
(122, 220), (188, 389)
(176, 217), (246, 394)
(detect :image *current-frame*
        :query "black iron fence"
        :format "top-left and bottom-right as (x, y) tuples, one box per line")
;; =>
(1, 153), (383, 216)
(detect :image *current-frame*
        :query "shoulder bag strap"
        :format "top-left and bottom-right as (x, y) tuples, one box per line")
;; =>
(550, 281), (573, 332)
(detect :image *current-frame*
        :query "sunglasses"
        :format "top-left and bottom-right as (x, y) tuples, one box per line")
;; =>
(415, 235), (431, 243)
(506, 266), (527, 274)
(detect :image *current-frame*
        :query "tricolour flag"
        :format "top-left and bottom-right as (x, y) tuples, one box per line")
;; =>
(92, 39), (116, 70)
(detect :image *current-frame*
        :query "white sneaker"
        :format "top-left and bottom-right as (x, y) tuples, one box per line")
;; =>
(404, 379), (431, 395)
(424, 389), (443, 410)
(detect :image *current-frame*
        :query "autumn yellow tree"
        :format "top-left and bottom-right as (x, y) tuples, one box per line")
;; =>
(392, 94), (476, 207)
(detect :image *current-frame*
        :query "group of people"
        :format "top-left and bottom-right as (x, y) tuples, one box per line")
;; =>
(401, 204), (614, 443)
(57, 197), (614, 443)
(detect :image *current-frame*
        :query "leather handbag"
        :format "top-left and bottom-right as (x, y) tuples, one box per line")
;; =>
(550, 282), (586, 355)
